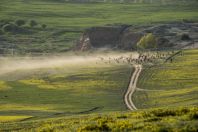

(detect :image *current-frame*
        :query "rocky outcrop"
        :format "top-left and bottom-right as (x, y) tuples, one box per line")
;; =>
(76, 22), (198, 50)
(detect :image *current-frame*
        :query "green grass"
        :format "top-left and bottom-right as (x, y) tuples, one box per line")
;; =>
(0, 81), (10, 90)
(134, 49), (198, 109)
(0, 106), (197, 131)
(0, 0), (198, 53)
(1, 0), (197, 27)
(0, 61), (132, 120)
(0, 48), (197, 131)
(0, 116), (32, 123)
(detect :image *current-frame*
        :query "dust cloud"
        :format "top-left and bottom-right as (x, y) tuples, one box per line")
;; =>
(0, 52), (139, 76)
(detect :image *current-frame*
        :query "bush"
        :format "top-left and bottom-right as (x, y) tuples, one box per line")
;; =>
(152, 109), (176, 117)
(183, 124), (198, 132)
(15, 19), (26, 26)
(30, 20), (38, 27)
(181, 34), (191, 40)
(79, 123), (111, 132)
(0, 19), (11, 27)
(189, 111), (198, 119)
(137, 33), (157, 49)
(41, 24), (47, 29)
(2, 23), (18, 33)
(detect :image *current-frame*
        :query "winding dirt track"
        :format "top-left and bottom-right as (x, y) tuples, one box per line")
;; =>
(124, 65), (142, 110)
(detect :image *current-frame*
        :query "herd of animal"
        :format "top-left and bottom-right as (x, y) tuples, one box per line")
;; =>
(98, 51), (176, 65)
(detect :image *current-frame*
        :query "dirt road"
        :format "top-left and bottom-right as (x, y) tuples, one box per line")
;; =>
(124, 65), (142, 110)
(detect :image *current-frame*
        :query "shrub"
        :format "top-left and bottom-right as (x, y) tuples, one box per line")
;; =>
(79, 123), (111, 132)
(137, 33), (157, 49)
(181, 34), (191, 40)
(157, 127), (171, 132)
(149, 109), (176, 117)
(117, 115), (127, 119)
(29, 20), (38, 27)
(0, 19), (11, 27)
(15, 19), (26, 26)
(2, 23), (18, 33)
(41, 24), (47, 29)
(183, 124), (198, 132)
(189, 111), (198, 120)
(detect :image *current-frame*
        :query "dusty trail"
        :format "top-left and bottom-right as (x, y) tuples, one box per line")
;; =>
(124, 65), (142, 110)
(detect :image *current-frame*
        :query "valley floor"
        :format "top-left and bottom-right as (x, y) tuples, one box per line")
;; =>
(0, 49), (197, 131)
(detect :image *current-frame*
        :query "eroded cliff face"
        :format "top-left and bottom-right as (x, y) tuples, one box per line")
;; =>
(87, 26), (122, 48)
(76, 25), (143, 51)
(119, 28), (142, 50)
(76, 22), (198, 51)
(76, 33), (92, 51)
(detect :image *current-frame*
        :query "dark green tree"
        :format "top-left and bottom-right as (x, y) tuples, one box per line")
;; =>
(41, 24), (47, 29)
(2, 24), (17, 33)
(15, 19), (26, 26)
(30, 20), (38, 27)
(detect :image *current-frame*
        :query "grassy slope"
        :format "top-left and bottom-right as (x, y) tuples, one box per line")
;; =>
(0, 62), (132, 120)
(134, 49), (198, 109)
(0, 116), (32, 123)
(1, 0), (198, 27)
(0, 106), (197, 131)
(0, 0), (198, 53)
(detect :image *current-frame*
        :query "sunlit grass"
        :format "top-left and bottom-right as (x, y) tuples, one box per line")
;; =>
(1, 1), (197, 27)
(0, 81), (10, 91)
(0, 61), (132, 116)
(135, 49), (198, 108)
(0, 116), (32, 123)
(0, 104), (55, 111)
(0, 106), (197, 131)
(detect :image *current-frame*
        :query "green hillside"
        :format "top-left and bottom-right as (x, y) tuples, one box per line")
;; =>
(0, 49), (197, 131)
(1, 0), (197, 28)
(0, 0), (197, 131)
(0, 59), (132, 120)
(134, 49), (198, 109)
